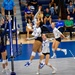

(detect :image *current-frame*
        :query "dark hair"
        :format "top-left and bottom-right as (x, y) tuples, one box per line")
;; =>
(42, 33), (49, 38)
(69, 1), (72, 4)
(27, 18), (31, 23)
(45, 34), (49, 38)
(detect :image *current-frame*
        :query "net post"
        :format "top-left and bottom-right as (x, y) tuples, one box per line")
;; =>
(8, 17), (16, 75)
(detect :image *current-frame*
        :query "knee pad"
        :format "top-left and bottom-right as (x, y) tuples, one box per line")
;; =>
(6, 59), (8, 63)
(38, 52), (42, 56)
(2, 60), (6, 64)
(31, 51), (36, 56)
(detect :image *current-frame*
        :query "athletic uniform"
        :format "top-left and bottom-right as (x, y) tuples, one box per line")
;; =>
(32, 25), (42, 42)
(24, 9), (43, 67)
(51, 27), (67, 59)
(0, 23), (7, 53)
(42, 39), (50, 55)
(53, 27), (62, 42)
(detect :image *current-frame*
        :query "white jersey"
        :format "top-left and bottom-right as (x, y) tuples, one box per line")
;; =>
(53, 27), (62, 39)
(42, 39), (50, 53)
(32, 26), (41, 38)
(31, 9), (42, 38)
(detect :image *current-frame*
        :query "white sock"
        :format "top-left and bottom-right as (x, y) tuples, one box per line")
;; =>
(3, 68), (5, 70)
(52, 66), (56, 70)
(52, 48), (56, 56)
(29, 60), (32, 63)
(57, 48), (66, 52)
(61, 49), (66, 52)
(5, 66), (9, 70)
(41, 60), (45, 65)
(53, 51), (56, 56)
(57, 48), (61, 51)
(2, 68), (6, 72)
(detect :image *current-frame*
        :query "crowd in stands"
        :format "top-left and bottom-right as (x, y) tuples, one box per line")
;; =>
(67, 1), (75, 18)
(0, 0), (75, 40)
(19, 0), (75, 40)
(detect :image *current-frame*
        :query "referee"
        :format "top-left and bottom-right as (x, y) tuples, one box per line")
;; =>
(1, 0), (16, 29)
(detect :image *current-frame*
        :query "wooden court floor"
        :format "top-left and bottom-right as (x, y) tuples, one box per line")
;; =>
(0, 33), (75, 75)
(7, 33), (75, 44)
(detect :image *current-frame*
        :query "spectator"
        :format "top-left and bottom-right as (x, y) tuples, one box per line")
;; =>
(64, 0), (70, 4)
(38, 5), (43, 11)
(20, 0), (27, 6)
(54, 3), (58, 15)
(56, 16), (65, 33)
(44, 8), (52, 25)
(30, 0), (38, 9)
(49, 0), (58, 7)
(49, 0), (55, 8)
(24, 5), (34, 21)
(74, 0), (75, 4)
(49, 0), (58, 15)
(65, 15), (74, 40)
(26, 18), (33, 38)
(67, 1), (75, 18)
(1, 0), (16, 29)
(50, 5), (55, 15)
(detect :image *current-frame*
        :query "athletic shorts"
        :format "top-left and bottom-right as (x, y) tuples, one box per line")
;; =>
(35, 37), (43, 42)
(55, 37), (61, 42)
(42, 53), (50, 56)
(0, 44), (6, 53)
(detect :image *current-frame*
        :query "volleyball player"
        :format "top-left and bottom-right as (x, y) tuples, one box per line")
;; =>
(24, 17), (44, 67)
(36, 34), (57, 74)
(51, 22), (67, 58)
(0, 17), (10, 73)
(24, 7), (45, 67)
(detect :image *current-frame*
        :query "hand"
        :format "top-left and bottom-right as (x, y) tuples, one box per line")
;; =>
(38, 6), (41, 11)
(68, 12), (70, 14)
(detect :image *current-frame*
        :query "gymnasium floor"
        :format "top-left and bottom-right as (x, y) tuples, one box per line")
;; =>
(0, 34), (75, 75)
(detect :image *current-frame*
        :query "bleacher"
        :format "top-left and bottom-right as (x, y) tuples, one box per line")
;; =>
(18, 0), (75, 33)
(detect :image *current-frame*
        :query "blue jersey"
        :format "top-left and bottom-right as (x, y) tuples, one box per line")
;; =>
(2, 0), (15, 10)
(56, 20), (65, 29)
(67, 5), (74, 12)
